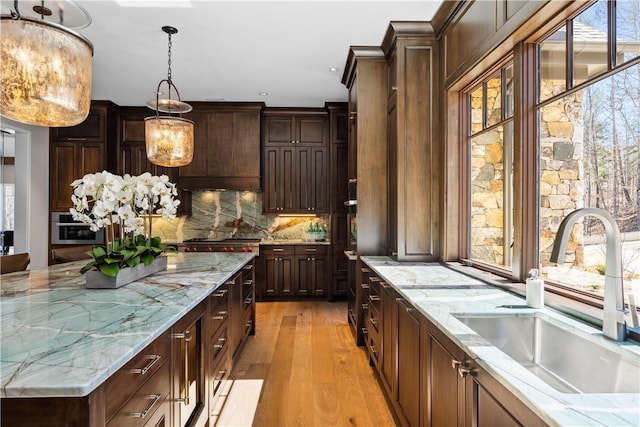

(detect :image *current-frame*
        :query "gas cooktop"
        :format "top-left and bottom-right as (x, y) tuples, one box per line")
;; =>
(182, 238), (262, 244)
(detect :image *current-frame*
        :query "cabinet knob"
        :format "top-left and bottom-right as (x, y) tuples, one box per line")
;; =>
(391, 86), (398, 91)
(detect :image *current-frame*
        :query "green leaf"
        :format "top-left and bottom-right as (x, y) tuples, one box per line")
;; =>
(98, 263), (120, 277)
(79, 260), (97, 274)
(126, 257), (141, 268)
(104, 256), (124, 264)
(141, 253), (154, 265)
(151, 236), (162, 248)
(91, 246), (107, 258)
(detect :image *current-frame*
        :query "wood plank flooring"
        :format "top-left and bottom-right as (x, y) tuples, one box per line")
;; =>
(216, 301), (397, 427)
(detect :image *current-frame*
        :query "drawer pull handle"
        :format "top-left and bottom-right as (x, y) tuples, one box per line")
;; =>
(369, 295), (380, 302)
(213, 369), (227, 395)
(213, 289), (228, 297)
(451, 359), (464, 369)
(174, 330), (190, 405)
(362, 327), (368, 334)
(272, 248), (284, 252)
(130, 354), (161, 375)
(243, 264), (254, 270)
(244, 297), (253, 305)
(212, 311), (227, 320)
(305, 248), (317, 252)
(214, 337), (227, 349)
(129, 393), (161, 418)
(243, 279), (253, 286)
(458, 367), (472, 377)
(370, 319), (379, 326)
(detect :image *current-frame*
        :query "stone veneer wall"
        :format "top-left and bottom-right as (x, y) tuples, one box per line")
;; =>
(469, 78), (584, 270)
(539, 83), (584, 268)
(150, 190), (329, 243)
(470, 77), (507, 265)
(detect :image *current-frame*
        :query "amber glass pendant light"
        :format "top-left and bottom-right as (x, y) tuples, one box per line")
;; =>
(145, 26), (194, 167)
(0, 0), (93, 127)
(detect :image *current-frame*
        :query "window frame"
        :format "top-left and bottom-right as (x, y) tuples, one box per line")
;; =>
(456, 0), (640, 310)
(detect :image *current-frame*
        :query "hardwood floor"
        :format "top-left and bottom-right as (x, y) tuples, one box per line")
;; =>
(216, 301), (397, 427)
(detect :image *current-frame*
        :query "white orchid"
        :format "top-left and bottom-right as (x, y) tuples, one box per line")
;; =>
(69, 171), (179, 240)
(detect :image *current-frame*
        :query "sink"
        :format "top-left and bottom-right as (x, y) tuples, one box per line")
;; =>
(454, 313), (640, 393)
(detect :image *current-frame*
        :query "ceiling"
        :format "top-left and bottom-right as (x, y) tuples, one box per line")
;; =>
(2, 0), (444, 108)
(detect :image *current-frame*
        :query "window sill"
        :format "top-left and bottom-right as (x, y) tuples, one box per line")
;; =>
(444, 261), (640, 343)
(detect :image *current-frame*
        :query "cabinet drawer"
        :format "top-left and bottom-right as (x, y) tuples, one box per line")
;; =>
(105, 331), (171, 422)
(210, 346), (232, 415)
(294, 245), (328, 255)
(107, 358), (171, 427)
(260, 245), (295, 256)
(210, 285), (229, 313)
(210, 287), (229, 336)
(211, 324), (229, 363)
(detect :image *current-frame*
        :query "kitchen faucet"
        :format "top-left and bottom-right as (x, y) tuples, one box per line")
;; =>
(550, 207), (627, 341)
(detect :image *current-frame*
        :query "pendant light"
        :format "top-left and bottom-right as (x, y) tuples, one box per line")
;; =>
(145, 26), (194, 167)
(0, 0), (93, 127)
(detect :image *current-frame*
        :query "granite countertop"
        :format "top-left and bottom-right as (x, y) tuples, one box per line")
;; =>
(0, 252), (255, 398)
(360, 256), (640, 427)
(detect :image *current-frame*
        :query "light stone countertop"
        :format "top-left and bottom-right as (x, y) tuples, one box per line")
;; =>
(0, 252), (255, 398)
(360, 256), (640, 427)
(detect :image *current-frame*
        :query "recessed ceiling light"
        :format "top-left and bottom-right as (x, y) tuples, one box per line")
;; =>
(259, 92), (268, 96)
(329, 67), (339, 72)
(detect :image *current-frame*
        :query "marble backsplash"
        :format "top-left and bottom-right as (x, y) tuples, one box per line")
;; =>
(151, 190), (329, 242)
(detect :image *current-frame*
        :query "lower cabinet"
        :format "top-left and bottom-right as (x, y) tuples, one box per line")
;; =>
(363, 268), (545, 427)
(1, 260), (256, 427)
(172, 302), (207, 427)
(258, 244), (329, 299)
(396, 298), (420, 427)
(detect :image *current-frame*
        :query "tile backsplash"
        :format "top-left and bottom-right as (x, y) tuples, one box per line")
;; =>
(151, 190), (329, 242)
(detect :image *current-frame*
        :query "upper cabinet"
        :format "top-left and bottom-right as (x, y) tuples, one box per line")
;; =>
(383, 22), (440, 261)
(119, 106), (178, 178)
(179, 102), (264, 191)
(50, 101), (118, 212)
(262, 109), (329, 214)
(342, 47), (388, 257)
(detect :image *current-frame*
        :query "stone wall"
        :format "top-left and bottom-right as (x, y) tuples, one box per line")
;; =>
(470, 77), (507, 265)
(539, 84), (584, 268)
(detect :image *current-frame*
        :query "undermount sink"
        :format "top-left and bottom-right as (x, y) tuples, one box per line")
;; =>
(454, 313), (640, 394)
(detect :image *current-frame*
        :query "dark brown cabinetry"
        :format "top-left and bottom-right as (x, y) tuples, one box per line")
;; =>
(362, 266), (545, 427)
(260, 245), (296, 298)
(258, 244), (329, 299)
(295, 245), (328, 296)
(179, 103), (263, 191)
(119, 107), (178, 178)
(327, 103), (350, 300)
(396, 298), (420, 427)
(50, 101), (118, 212)
(262, 109), (329, 214)
(342, 48), (388, 258)
(172, 301), (206, 427)
(383, 22), (440, 261)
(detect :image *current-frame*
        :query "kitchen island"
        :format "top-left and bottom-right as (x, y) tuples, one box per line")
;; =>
(1, 252), (255, 426)
(360, 256), (640, 427)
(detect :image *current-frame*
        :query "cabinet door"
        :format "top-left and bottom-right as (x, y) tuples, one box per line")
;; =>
(396, 298), (420, 427)
(297, 254), (327, 296)
(172, 303), (206, 427)
(297, 116), (326, 145)
(263, 146), (296, 213)
(380, 283), (396, 398)
(279, 255), (295, 296)
(428, 333), (465, 427)
(50, 142), (105, 211)
(475, 384), (521, 427)
(295, 147), (327, 213)
(263, 254), (279, 298)
(232, 111), (261, 178)
(265, 116), (295, 145)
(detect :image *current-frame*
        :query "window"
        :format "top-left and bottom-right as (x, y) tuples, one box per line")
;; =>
(466, 63), (515, 270)
(537, 2), (640, 298)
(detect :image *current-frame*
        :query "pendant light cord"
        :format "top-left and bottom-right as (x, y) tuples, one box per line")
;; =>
(166, 31), (173, 105)
(11, 0), (21, 19)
